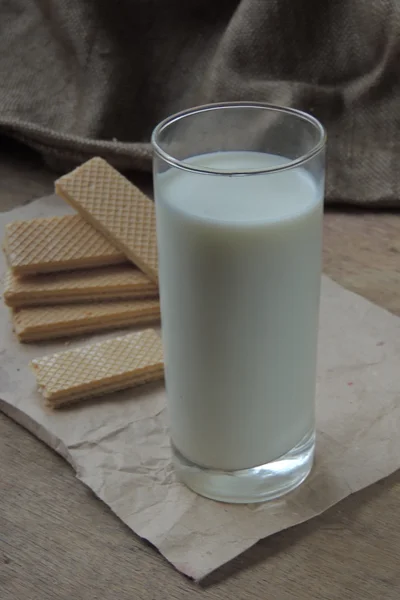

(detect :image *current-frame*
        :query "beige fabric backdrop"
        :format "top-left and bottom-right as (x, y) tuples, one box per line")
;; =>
(0, 0), (399, 206)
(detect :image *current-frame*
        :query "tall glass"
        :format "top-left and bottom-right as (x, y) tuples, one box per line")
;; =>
(152, 102), (326, 503)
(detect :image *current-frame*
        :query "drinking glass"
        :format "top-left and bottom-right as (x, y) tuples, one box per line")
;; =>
(152, 102), (326, 503)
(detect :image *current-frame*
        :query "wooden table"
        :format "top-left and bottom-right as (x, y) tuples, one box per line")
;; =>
(1, 144), (400, 599)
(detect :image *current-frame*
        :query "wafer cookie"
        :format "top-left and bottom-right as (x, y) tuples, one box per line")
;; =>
(4, 266), (158, 308)
(30, 329), (164, 407)
(4, 214), (126, 275)
(13, 299), (160, 342)
(56, 157), (158, 282)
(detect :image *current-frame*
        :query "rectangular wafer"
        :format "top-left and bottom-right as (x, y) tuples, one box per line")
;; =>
(30, 329), (164, 408)
(13, 299), (160, 342)
(4, 214), (126, 275)
(55, 157), (158, 282)
(4, 266), (158, 308)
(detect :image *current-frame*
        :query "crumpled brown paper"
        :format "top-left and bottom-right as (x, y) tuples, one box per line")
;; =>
(1, 196), (400, 581)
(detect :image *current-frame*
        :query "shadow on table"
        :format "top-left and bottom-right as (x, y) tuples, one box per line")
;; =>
(325, 202), (400, 214)
(201, 468), (400, 587)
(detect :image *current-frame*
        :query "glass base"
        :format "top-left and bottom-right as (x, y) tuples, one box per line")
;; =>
(172, 430), (315, 504)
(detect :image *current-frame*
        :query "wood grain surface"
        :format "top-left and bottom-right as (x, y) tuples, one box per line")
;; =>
(1, 144), (399, 599)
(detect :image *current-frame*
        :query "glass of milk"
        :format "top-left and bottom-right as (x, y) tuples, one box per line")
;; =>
(152, 103), (326, 503)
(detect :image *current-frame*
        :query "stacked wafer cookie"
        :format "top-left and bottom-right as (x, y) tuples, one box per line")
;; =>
(2, 157), (165, 408)
(3, 158), (160, 341)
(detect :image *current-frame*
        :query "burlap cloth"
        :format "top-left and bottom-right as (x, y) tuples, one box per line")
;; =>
(0, 1), (399, 206)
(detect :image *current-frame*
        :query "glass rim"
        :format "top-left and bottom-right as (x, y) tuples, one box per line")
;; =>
(151, 101), (327, 176)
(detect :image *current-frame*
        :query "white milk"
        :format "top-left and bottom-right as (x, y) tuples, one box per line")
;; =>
(154, 152), (323, 471)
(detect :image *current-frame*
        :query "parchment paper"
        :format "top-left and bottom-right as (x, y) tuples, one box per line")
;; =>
(1, 196), (400, 581)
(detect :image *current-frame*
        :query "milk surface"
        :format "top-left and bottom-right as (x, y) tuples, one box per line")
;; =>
(155, 152), (322, 471)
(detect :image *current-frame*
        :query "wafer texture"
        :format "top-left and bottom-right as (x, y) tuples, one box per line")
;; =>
(30, 329), (164, 407)
(4, 214), (126, 275)
(4, 266), (158, 307)
(55, 157), (158, 282)
(13, 299), (160, 342)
